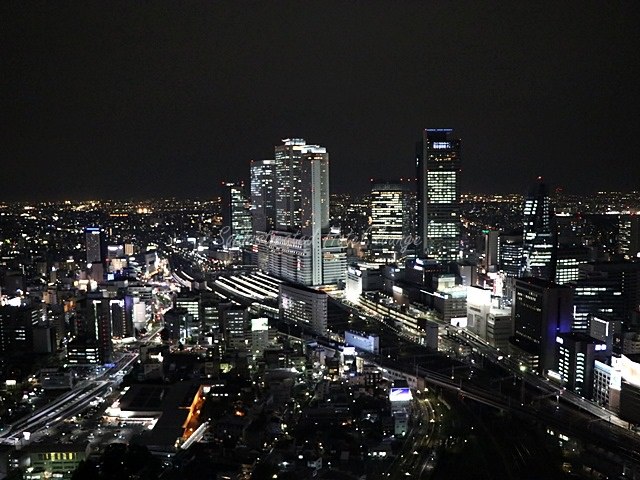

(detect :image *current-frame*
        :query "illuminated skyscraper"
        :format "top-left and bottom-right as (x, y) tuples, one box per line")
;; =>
(81, 299), (113, 364)
(417, 129), (461, 262)
(259, 138), (343, 286)
(250, 159), (277, 233)
(301, 150), (330, 285)
(274, 138), (305, 231)
(510, 277), (572, 374)
(300, 149), (330, 237)
(85, 227), (105, 264)
(369, 181), (411, 260)
(0, 305), (41, 355)
(275, 138), (329, 232)
(223, 182), (252, 246)
(619, 214), (640, 259)
(521, 180), (557, 281)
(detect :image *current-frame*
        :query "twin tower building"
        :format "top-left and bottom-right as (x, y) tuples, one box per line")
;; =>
(246, 139), (342, 287)
(230, 130), (467, 287)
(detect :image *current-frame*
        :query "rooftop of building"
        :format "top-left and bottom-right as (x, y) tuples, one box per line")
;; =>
(118, 384), (166, 412)
(141, 381), (201, 449)
(16, 442), (90, 455)
(280, 282), (326, 296)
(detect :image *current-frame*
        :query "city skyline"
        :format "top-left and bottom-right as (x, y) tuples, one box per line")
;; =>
(2, 2), (639, 201)
(2, 3), (640, 478)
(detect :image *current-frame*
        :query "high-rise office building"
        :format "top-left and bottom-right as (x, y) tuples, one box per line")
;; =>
(95, 300), (113, 364)
(250, 159), (277, 233)
(555, 332), (605, 398)
(301, 149), (330, 285)
(521, 180), (557, 281)
(219, 302), (248, 350)
(85, 227), (105, 264)
(275, 138), (305, 231)
(163, 307), (192, 342)
(259, 138), (343, 286)
(0, 305), (41, 356)
(509, 277), (573, 373)
(571, 277), (624, 332)
(417, 129), (461, 262)
(300, 150), (329, 236)
(499, 233), (523, 277)
(619, 214), (640, 259)
(275, 138), (329, 231)
(577, 260), (640, 323)
(369, 181), (411, 260)
(85, 299), (113, 364)
(482, 229), (500, 272)
(223, 182), (252, 246)
(554, 245), (590, 285)
(275, 138), (327, 231)
(110, 299), (132, 339)
(175, 291), (201, 343)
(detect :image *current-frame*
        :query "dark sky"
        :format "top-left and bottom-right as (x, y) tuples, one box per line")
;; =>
(2, 1), (639, 201)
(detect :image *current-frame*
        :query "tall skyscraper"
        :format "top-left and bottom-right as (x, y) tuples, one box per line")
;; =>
(274, 138), (328, 232)
(250, 159), (277, 233)
(509, 277), (573, 374)
(81, 298), (113, 364)
(301, 149), (330, 285)
(482, 229), (500, 272)
(521, 179), (557, 281)
(85, 227), (105, 264)
(0, 305), (41, 356)
(300, 149), (330, 237)
(223, 182), (252, 246)
(95, 300), (113, 364)
(619, 214), (640, 259)
(499, 232), (524, 277)
(275, 138), (305, 231)
(259, 138), (343, 286)
(369, 181), (411, 260)
(417, 129), (461, 262)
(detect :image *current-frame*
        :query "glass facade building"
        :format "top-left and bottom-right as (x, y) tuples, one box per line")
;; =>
(250, 159), (277, 233)
(417, 129), (461, 262)
(521, 180), (557, 281)
(223, 182), (252, 246)
(369, 181), (411, 260)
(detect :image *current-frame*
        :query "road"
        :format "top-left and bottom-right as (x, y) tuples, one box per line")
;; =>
(0, 352), (138, 447)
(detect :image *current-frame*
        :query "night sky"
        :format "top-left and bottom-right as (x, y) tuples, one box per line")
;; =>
(2, 1), (639, 201)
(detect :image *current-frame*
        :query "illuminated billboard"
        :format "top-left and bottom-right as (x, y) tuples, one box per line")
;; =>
(389, 387), (413, 402)
(251, 317), (269, 332)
